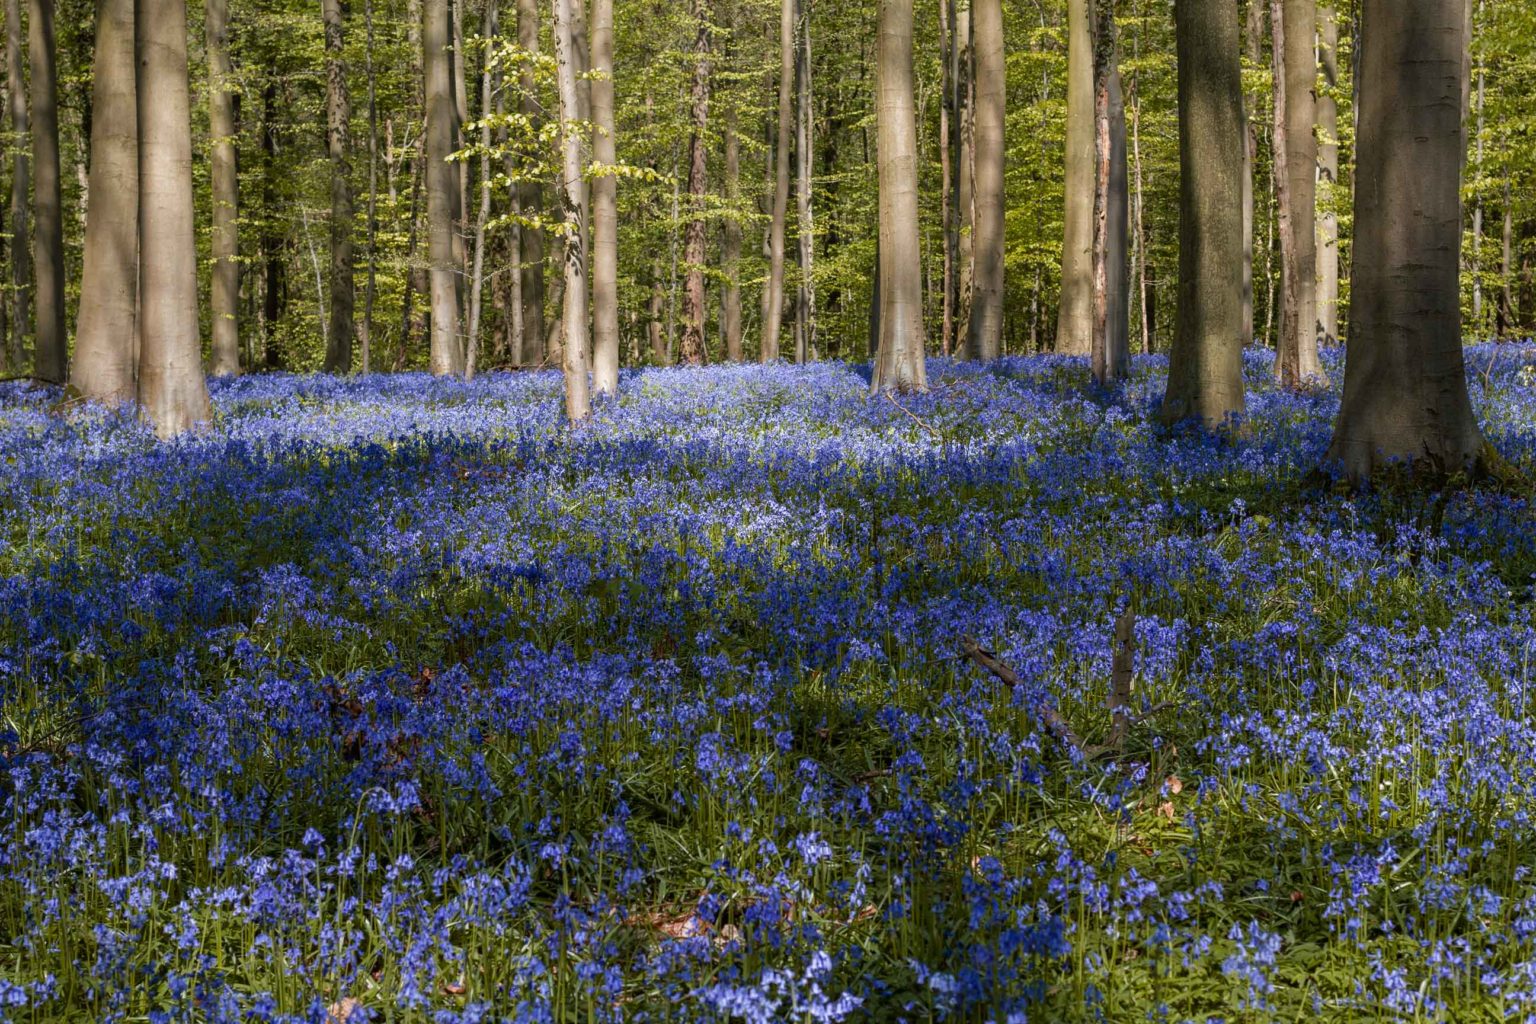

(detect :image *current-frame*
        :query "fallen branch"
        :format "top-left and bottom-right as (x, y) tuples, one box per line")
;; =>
(959, 636), (1091, 756)
(884, 391), (944, 441)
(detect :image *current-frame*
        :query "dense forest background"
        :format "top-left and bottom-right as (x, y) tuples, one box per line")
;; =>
(2, 0), (1534, 375)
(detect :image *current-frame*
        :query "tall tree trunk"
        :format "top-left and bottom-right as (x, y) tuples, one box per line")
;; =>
(1056, 0), (1094, 355)
(722, 104), (743, 361)
(679, 0), (711, 366)
(1328, 0), (1484, 478)
(762, 0), (793, 362)
(6, 0), (28, 370)
(260, 75), (287, 369)
(71, 0), (136, 404)
(1470, 0), (1485, 335)
(649, 256), (666, 364)
(516, 0), (545, 365)
(136, 0), (211, 436)
(552, 0), (590, 420)
(1316, 1), (1339, 348)
(323, 0), (356, 373)
(1271, 0), (1321, 386)
(1088, 2), (1128, 383)
(870, 0), (927, 392)
(793, 0), (816, 362)
(1501, 177), (1515, 337)
(965, 0), (1004, 361)
(362, 0), (378, 371)
(465, 0), (496, 378)
(933, 0), (946, 356)
(1131, 0), (1151, 354)
(424, 0), (463, 374)
(1160, 0), (1246, 427)
(590, 0), (619, 390)
(206, 0), (240, 375)
(28, 0), (63, 382)
(956, 10), (974, 336)
(1241, 0), (1263, 348)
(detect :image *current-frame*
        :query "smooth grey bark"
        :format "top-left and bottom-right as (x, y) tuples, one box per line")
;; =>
(136, 0), (211, 436)
(955, 5), (974, 333)
(965, 0), (1004, 361)
(323, 0), (356, 373)
(207, 0), (240, 375)
(553, 0), (590, 420)
(1271, 0), (1322, 386)
(793, 0), (816, 363)
(424, 0), (462, 374)
(1056, 0), (1094, 356)
(516, 0), (545, 365)
(466, 0), (495, 378)
(1240, 0), (1262, 348)
(590, 0), (619, 391)
(1102, 68), (1130, 378)
(679, 0), (711, 366)
(1316, 2), (1339, 348)
(362, 0), (378, 371)
(1160, 0), (1247, 428)
(71, 0), (136, 404)
(869, 0), (927, 393)
(940, 0), (954, 355)
(722, 105), (743, 361)
(28, 0), (62, 382)
(6, 0), (28, 370)
(761, 0), (793, 362)
(1328, 0), (1485, 477)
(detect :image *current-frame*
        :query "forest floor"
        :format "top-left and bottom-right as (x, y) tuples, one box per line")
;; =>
(3, 347), (1536, 1021)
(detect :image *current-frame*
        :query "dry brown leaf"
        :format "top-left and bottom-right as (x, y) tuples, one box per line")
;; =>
(326, 998), (368, 1024)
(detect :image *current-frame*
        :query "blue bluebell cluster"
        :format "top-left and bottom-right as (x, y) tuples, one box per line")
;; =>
(3, 347), (1536, 1021)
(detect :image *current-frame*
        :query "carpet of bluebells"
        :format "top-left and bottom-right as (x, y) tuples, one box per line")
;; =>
(5, 347), (1536, 1023)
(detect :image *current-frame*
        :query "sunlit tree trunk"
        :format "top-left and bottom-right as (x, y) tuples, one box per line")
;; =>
(870, 0), (926, 392)
(762, 0), (793, 362)
(136, 0), (211, 436)
(1328, 0), (1484, 478)
(1057, 0), (1094, 355)
(28, 0), (63, 382)
(793, 0), (816, 363)
(516, 0), (545, 365)
(323, 0), (356, 373)
(1241, 0), (1262, 348)
(207, 0), (240, 375)
(6, 0), (28, 371)
(71, 0), (137, 404)
(1271, 0), (1321, 386)
(1161, 0), (1246, 427)
(553, 0), (590, 420)
(722, 105), (744, 361)
(590, 0), (620, 391)
(1316, 2), (1339, 349)
(425, 0), (463, 374)
(966, 0), (1004, 361)
(466, 0), (496, 378)
(679, 0), (712, 366)
(361, 0), (379, 371)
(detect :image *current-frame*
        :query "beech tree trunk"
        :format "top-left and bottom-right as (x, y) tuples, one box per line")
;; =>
(28, 0), (63, 382)
(465, 0), (495, 378)
(1271, 0), (1321, 386)
(679, 0), (712, 366)
(1088, 2), (1128, 383)
(940, 0), (955, 356)
(516, 0), (545, 366)
(1316, 2), (1339, 348)
(590, 0), (620, 391)
(966, 0), (1004, 361)
(424, 0), (463, 374)
(722, 105), (744, 361)
(136, 0), (211, 436)
(1056, 0), (1094, 355)
(870, 0), (927, 393)
(1328, 0), (1484, 478)
(207, 0), (240, 375)
(762, 0), (793, 362)
(323, 0), (356, 373)
(71, 0), (136, 404)
(362, 0), (378, 371)
(553, 0), (590, 420)
(793, 0), (816, 363)
(1241, 0), (1262, 348)
(6, 0), (28, 371)
(1161, 0), (1246, 427)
